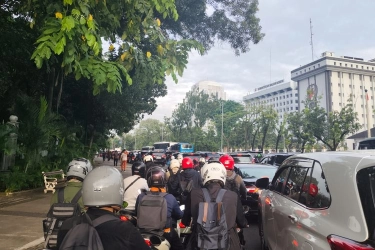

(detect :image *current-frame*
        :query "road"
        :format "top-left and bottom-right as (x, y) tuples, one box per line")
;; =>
(244, 215), (261, 249)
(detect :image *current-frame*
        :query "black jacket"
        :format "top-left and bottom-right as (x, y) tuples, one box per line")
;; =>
(56, 208), (150, 250)
(180, 168), (203, 189)
(182, 182), (248, 250)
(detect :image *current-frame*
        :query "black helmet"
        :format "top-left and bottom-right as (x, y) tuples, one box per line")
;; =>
(145, 166), (166, 188)
(132, 161), (146, 178)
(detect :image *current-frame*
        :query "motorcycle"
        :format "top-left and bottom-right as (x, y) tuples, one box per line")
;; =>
(119, 209), (171, 250)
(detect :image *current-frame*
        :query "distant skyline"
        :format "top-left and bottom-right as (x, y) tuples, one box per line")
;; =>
(144, 0), (375, 122)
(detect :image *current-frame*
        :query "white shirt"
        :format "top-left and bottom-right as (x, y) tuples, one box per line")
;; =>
(123, 175), (149, 210)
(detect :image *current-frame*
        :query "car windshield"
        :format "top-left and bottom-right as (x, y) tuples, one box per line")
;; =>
(357, 166), (375, 240)
(239, 167), (276, 179)
(232, 156), (252, 163)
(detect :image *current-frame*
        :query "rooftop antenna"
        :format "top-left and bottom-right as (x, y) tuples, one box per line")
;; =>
(310, 18), (314, 61)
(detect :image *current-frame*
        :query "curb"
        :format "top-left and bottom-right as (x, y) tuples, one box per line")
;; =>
(14, 237), (44, 250)
(0, 187), (44, 199)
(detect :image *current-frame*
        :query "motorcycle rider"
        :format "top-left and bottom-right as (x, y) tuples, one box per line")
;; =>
(182, 162), (248, 250)
(50, 160), (88, 211)
(56, 166), (150, 250)
(123, 163), (149, 211)
(136, 166), (184, 250)
(219, 154), (247, 201)
(143, 154), (160, 173)
(176, 153), (183, 165)
(166, 158), (180, 181)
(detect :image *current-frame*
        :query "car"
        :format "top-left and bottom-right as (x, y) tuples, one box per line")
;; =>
(151, 149), (167, 165)
(196, 151), (222, 162)
(229, 152), (254, 164)
(235, 163), (277, 216)
(256, 151), (375, 250)
(259, 152), (295, 166)
(232, 151), (264, 163)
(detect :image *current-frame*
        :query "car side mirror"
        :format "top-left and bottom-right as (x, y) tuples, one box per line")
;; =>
(255, 177), (269, 189)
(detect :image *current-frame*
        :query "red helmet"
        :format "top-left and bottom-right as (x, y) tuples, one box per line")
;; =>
(182, 157), (194, 169)
(219, 155), (235, 170)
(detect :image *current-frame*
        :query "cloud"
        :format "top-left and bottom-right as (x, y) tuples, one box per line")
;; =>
(144, 0), (375, 122)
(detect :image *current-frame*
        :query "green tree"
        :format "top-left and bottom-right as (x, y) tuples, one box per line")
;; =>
(304, 97), (361, 151)
(258, 105), (277, 151)
(287, 111), (315, 153)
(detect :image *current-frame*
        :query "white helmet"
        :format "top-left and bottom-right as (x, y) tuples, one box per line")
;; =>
(199, 157), (206, 163)
(169, 159), (180, 171)
(83, 166), (124, 208)
(144, 155), (153, 163)
(69, 158), (93, 173)
(177, 154), (183, 164)
(67, 161), (88, 181)
(201, 162), (226, 186)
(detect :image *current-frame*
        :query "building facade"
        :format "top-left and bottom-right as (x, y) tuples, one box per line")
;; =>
(243, 80), (298, 124)
(192, 80), (226, 100)
(291, 52), (375, 131)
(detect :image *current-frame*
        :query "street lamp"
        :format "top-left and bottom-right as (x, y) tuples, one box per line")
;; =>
(134, 127), (148, 150)
(220, 101), (224, 152)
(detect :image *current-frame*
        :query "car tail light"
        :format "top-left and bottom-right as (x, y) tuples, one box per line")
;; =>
(246, 186), (259, 193)
(144, 239), (152, 247)
(251, 158), (256, 163)
(179, 222), (186, 228)
(327, 235), (375, 250)
(162, 154), (166, 158)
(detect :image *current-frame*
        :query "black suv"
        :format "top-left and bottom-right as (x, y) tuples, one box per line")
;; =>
(151, 149), (167, 165)
(259, 152), (295, 166)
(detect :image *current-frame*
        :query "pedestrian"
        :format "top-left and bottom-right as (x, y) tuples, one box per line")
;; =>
(56, 166), (150, 250)
(107, 150), (111, 161)
(120, 149), (128, 171)
(102, 150), (106, 161)
(113, 150), (119, 166)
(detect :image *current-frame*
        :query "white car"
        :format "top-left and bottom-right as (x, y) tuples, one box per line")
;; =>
(256, 151), (375, 250)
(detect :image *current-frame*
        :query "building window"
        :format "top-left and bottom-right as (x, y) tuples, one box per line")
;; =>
(362, 66), (364, 69)
(295, 93), (298, 97)
(295, 100), (298, 103)
(345, 64), (347, 67)
(291, 107), (293, 110)
(287, 101), (289, 104)
(338, 83), (341, 87)
(313, 66), (315, 69)
(340, 63), (342, 66)
(318, 64), (320, 67)
(338, 72), (341, 78)
(334, 62), (336, 66)
(356, 65), (358, 68)
(361, 104), (364, 107)
(362, 114), (364, 118)
(339, 103), (342, 106)
(372, 96), (374, 100)
(309, 68), (310, 71)
(367, 67), (369, 70)
(305, 69), (306, 72)
(283, 102), (285, 105)
(360, 86), (363, 89)
(351, 64), (353, 67)
(349, 84), (352, 88)
(296, 107), (299, 110)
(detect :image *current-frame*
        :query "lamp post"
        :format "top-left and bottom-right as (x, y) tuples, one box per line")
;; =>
(220, 102), (224, 152)
(134, 127), (148, 150)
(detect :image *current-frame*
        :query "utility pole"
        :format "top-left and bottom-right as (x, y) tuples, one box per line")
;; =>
(365, 89), (371, 138)
(310, 18), (314, 61)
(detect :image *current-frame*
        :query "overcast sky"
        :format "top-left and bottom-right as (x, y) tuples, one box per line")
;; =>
(144, 0), (375, 122)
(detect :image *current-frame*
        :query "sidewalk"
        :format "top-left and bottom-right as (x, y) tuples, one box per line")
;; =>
(0, 157), (131, 250)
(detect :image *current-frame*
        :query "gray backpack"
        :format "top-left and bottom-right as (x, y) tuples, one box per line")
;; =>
(197, 188), (229, 250)
(59, 213), (118, 250)
(43, 188), (82, 249)
(137, 191), (168, 234)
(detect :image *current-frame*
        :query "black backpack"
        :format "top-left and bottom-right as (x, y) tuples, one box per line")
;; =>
(179, 175), (194, 204)
(59, 213), (118, 250)
(43, 188), (82, 249)
(167, 170), (182, 198)
(224, 173), (239, 196)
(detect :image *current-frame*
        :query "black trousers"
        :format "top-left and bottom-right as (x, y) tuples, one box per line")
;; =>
(113, 159), (118, 166)
(163, 228), (184, 250)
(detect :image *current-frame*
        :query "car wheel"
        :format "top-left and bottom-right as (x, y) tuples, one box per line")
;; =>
(259, 216), (269, 250)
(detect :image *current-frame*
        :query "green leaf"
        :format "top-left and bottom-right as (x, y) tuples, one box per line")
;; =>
(61, 16), (75, 31)
(63, 0), (73, 5)
(71, 9), (80, 17)
(79, 16), (86, 25)
(36, 35), (52, 44)
(54, 36), (66, 55)
(34, 56), (43, 69)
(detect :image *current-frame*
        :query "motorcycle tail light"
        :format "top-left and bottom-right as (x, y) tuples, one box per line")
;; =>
(144, 239), (152, 247)
(179, 222), (186, 228)
(327, 235), (375, 250)
(120, 215), (128, 221)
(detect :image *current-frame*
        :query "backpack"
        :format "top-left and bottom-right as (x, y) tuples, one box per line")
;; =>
(167, 171), (182, 198)
(59, 213), (118, 250)
(224, 173), (239, 196)
(196, 188), (229, 250)
(43, 188), (82, 249)
(179, 175), (194, 204)
(137, 191), (168, 235)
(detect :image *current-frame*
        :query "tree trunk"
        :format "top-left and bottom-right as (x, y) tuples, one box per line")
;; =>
(47, 69), (56, 114)
(56, 72), (64, 114)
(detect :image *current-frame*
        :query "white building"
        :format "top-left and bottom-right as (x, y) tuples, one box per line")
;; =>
(291, 51), (375, 131)
(192, 80), (226, 100)
(243, 80), (298, 124)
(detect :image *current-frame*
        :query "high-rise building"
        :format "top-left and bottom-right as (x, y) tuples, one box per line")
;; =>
(243, 80), (298, 124)
(192, 80), (226, 100)
(291, 52), (375, 130)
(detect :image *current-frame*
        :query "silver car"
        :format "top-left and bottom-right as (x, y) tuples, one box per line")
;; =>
(256, 151), (375, 250)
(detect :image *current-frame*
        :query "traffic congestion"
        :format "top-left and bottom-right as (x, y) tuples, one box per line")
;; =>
(40, 140), (375, 250)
